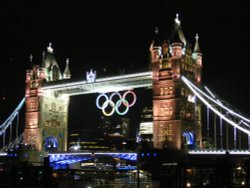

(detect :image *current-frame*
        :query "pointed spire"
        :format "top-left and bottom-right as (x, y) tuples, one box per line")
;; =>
(171, 30), (183, 46)
(47, 42), (54, 53)
(29, 54), (33, 63)
(151, 27), (161, 48)
(29, 54), (33, 68)
(150, 27), (162, 62)
(192, 33), (202, 68)
(63, 58), (71, 79)
(155, 27), (159, 35)
(175, 13), (181, 27)
(43, 43), (62, 81)
(193, 33), (201, 54)
(42, 51), (45, 60)
(169, 13), (186, 46)
(41, 51), (46, 68)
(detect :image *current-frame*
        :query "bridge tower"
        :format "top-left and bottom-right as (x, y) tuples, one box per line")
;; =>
(23, 44), (71, 161)
(151, 14), (202, 149)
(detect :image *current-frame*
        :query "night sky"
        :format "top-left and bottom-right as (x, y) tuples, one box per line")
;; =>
(0, 1), (250, 130)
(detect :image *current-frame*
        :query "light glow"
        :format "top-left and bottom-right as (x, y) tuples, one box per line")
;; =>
(139, 122), (153, 134)
(187, 94), (196, 103)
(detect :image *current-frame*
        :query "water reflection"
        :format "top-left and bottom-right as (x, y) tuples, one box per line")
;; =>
(54, 171), (160, 188)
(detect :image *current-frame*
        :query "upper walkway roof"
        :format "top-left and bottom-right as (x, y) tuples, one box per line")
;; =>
(41, 70), (153, 96)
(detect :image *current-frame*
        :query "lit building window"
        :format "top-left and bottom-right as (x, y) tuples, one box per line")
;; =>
(160, 106), (173, 117)
(160, 86), (174, 96)
(29, 101), (38, 109)
(51, 103), (56, 111)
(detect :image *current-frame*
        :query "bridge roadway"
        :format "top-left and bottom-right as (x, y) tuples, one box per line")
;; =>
(48, 151), (137, 164)
(41, 71), (153, 96)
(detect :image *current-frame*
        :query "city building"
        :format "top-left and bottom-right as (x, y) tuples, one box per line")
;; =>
(68, 129), (115, 151)
(139, 106), (153, 148)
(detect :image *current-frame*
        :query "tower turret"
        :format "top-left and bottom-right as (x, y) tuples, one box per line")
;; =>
(192, 34), (202, 83)
(63, 58), (71, 79)
(170, 14), (186, 58)
(192, 34), (202, 63)
(150, 27), (162, 63)
(41, 43), (63, 82)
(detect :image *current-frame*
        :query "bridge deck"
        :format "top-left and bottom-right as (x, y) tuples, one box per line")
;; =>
(41, 71), (152, 96)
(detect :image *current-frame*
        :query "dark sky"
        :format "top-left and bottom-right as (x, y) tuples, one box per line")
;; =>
(0, 1), (250, 125)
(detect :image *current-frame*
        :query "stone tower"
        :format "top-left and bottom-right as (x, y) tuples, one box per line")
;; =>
(23, 44), (71, 161)
(151, 14), (202, 149)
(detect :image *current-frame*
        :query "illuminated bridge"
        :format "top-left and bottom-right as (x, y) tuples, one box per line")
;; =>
(1, 15), (250, 171)
(1, 72), (250, 160)
(41, 70), (152, 96)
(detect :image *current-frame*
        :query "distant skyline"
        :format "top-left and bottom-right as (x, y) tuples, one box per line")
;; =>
(0, 1), (250, 125)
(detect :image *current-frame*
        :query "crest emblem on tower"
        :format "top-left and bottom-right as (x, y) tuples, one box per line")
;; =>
(86, 69), (96, 83)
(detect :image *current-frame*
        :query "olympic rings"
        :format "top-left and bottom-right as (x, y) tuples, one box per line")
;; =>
(102, 100), (115, 116)
(96, 91), (137, 116)
(123, 90), (136, 107)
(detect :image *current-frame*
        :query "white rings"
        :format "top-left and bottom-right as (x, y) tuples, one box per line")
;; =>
(96, 91), (137, 116)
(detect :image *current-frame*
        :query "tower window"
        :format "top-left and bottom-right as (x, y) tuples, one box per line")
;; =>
(51, 103), (56, 111)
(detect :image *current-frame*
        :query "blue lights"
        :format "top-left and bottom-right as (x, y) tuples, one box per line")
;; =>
(48, 152), (137, 169)
(117, 166), (136, 171)
(140, 152), (158, 158)
(183, 132), (194, 145)
(10, 153), (17, 157)
(45, 137), (58, 151)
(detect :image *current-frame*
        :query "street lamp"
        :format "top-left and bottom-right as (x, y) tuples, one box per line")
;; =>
(122, 141), (127, 151)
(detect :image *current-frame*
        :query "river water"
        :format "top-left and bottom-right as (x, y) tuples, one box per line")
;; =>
(55, 171), (160, 188)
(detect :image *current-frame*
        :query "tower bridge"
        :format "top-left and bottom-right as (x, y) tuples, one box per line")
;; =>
(0, 15), (250, 171)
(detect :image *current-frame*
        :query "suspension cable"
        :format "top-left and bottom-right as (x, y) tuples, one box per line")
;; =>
(184, 77), (250, 124)
(16, 112), (19, 138)
(182, 76), (250, 135)
(234, 127), (237, 150)
(207, 106), (210, 144)
(9, 123), (12, 144)
(220, 116), (223, 149)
